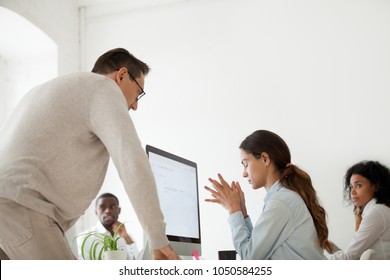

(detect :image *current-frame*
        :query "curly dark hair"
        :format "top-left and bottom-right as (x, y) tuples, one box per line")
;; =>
(343, 161), (390, 207)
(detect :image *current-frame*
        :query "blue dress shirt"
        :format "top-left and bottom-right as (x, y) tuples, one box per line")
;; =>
(228, 181), (326, 259)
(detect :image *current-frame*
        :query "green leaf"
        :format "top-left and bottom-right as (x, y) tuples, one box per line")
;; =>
(75, 221), (130, 260)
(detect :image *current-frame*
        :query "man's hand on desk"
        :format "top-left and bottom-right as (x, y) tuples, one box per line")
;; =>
(153, 245), (181, 260)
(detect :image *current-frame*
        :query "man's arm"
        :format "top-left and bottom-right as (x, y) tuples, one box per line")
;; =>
(153, 245), (181, 260)
(88, 83), (170, 250)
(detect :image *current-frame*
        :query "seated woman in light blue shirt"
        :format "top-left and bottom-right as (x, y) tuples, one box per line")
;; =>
(205, 130), (333, 259)
(328, 161), (390, 260)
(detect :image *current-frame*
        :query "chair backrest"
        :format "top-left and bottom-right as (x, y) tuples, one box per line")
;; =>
(360, 249), (375, 260)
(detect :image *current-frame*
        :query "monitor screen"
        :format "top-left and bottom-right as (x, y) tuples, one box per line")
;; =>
(144, 145), (201, 257)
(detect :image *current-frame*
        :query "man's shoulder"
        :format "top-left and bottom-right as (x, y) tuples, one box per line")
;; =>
(64, 71), (99, 78)
(50, 71), (111, 84)
(79, 223), (106, 235)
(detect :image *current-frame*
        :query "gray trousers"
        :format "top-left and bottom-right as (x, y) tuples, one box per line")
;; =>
(0, 198), (76, 259)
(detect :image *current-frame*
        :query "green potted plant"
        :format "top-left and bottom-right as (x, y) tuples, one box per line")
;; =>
(74, 223), (127, 260)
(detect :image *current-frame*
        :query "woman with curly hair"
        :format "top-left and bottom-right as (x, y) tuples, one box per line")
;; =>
(328, 160), (390, 259)
(205, 130), (332, 259)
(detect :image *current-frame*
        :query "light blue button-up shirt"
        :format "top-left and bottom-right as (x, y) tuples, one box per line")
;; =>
(228, 181), (326, 260)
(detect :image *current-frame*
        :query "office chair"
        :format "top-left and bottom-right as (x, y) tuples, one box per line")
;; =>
(360, 249), (375, 260)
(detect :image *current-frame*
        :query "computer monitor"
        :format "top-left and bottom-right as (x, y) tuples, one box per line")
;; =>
(140, 145), (201, 259)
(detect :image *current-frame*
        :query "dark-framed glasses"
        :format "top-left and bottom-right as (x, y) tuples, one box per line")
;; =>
(128, 71), (146, 101)
(117, 68), (146, 101)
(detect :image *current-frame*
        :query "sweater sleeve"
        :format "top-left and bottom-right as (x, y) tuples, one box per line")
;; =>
(88, 82), (169, 249)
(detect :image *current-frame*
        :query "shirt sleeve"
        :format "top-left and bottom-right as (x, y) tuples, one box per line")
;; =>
(126, 242), (140, 260)
(229, 199), (290, 259)
(328, 206), (386, 260)
(88, 83), (169, 250)
(228, 211), (252, 258)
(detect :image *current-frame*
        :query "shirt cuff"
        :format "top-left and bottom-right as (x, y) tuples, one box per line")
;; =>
(228, 211), (245, 227)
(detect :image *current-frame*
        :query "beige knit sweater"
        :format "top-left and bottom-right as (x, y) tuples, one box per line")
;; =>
(0, 72), (168, 249)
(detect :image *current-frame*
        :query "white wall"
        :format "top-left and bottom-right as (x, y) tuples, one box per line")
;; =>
(0, 5), (58, 124)
(82, 0), (390, 260)
(0, 0), (80, 75)
(0, 57), (6, 123)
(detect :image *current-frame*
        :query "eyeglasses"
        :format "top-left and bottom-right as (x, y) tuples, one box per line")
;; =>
(117, 68), (146, 101)
(128, 71), (146, 101)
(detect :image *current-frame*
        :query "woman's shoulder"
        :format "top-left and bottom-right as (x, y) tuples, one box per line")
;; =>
(365, 202), (390, 222)
(269, 186), (304, 208)
(372, 203), (390, 213)
(277, 186), (301, 199)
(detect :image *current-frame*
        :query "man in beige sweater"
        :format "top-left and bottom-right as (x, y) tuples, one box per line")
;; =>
(0, 48), (178, 260)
